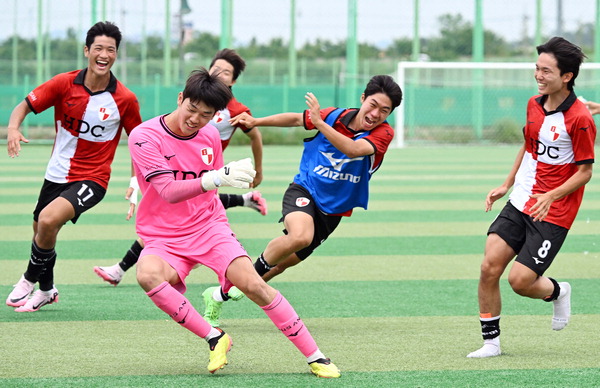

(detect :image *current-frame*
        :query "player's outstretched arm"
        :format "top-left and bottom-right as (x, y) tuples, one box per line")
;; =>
(230, 112), (303, 128)
(146, 160), (255, 204)
(6, 100), (32, 158)
(585, 100), (600, 115)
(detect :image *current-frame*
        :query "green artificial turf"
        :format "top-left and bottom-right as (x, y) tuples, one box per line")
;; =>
(1, 145), (599, 387)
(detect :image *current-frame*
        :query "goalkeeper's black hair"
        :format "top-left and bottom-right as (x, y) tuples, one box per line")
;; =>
(183, 68), (232, 112)
(537, 36), (586, 91)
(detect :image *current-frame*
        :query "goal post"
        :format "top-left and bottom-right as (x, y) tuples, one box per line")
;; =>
(393, 61), (600, 148)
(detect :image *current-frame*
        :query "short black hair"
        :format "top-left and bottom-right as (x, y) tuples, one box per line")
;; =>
(182, 68), (233, 112)
(536, 36), (586, 91)
(86, 21), (122, 49)
(209, 48), (246, 81)
(364, 75), (403, 112)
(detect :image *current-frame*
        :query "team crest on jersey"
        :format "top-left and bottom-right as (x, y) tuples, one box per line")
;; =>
(549, 126), (560, 142)
(296, 197), (310, 207)
(98, 107), (112, 121)
(201, 148), (214, 165)
(213, 111), (224, 123)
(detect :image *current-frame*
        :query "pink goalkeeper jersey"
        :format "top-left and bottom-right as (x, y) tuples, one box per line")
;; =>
(128, 115), (227, 242)
(509, 93), (596, 229)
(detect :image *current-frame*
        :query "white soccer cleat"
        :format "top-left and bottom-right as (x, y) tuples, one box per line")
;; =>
(467, 340), (501, 358)
(15, 287), (59, 312)
(552, 282), (571, 331)
(94, 264), (125, 286)
(6, 275), (35, 307)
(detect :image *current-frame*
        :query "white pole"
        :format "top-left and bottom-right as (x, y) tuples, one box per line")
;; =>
(394, 61), (406, 148)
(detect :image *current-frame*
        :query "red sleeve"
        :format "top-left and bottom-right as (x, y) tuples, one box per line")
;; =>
(364, 122), (395, 156)
(568, 102), (596, 164)
(572, 118), (596, 163)
(303, 107), (338, 130)
(26, 73), (70, 114)
(122, 96), (142, 135)
(227, 98), (252, 132)
(115, 83), (142, 135)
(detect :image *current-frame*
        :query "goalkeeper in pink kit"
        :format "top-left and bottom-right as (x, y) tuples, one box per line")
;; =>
(128, 69), (340, 377)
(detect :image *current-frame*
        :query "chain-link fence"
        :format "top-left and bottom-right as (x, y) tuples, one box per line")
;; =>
(0, 57), (398, 145)
(395, 61), (600, 147)
(4, 58), (600, 147)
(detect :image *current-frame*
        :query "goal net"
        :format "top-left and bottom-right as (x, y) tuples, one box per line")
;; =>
(393, 61), (600, 147)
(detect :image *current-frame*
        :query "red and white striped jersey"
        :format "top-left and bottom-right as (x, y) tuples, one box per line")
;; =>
(26, 69), (142, 189)
(210, 97), (252, 150)
(509, 93), (596, 229)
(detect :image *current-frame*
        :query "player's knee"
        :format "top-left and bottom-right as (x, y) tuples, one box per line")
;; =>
(136, 272), (153, 290)
(245, 278), (267, 295)
(240, 277), (272, 303)
(135, 266), (163, 291)
(35, 214), (61, 235)
(507, 274), (530, 296)
(286, 233), (312, 251)
(479, 260), (504, 281)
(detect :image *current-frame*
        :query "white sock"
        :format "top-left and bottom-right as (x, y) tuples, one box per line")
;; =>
(467, 337), (501, 358)
(484, 337), (500, 348)
(242, 192), (253, 206)
(112, 264), (125, 275)
(204, 327), (222, 341)
(307, 349), (325, 363)
(212, 287), (225, 302)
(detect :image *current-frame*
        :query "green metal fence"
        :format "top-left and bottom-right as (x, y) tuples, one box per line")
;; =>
(5, 58), (600, 146)
(0, 57), (395, 140)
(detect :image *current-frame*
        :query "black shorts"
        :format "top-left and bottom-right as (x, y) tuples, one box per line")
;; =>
(280, 183), (342, 260)
(33, 179), (106, 224)
(488, 202), (568, 276)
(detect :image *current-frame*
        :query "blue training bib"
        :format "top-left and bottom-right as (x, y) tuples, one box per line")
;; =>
(293, 108), (373, 214)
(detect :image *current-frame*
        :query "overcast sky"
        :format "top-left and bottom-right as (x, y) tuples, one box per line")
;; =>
(1, 0), (596, 47)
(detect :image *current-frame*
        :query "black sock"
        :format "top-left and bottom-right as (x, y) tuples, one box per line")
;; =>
(254, 253), (274, 277)
(219, 193), (244, 209)
(26, 241), (56, 291)
(38, 256), (56, 291)
(480, 317), (500, 340)
(208, 329), (225, 350)
(220, 288), (231, 302)
(120, 240), (143, 271)
(543, 277), (561, 302)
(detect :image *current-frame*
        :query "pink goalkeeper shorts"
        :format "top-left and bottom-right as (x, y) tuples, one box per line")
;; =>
(141, 221), (250, 294)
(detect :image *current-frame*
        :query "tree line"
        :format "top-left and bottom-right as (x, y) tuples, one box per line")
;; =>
(0, 14), (594, 62)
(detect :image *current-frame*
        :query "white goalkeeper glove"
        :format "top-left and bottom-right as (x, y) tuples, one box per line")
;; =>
(201, 158), (256, 191)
